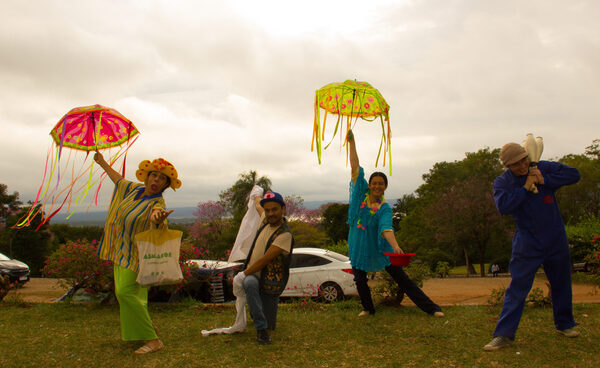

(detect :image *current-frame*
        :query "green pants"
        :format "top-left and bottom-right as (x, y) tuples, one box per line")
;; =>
(113, 265), (158, 341)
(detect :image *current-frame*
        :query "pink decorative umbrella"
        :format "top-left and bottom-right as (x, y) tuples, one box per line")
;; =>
(50, 104), (139, 151)
(16, 104), (139, 229)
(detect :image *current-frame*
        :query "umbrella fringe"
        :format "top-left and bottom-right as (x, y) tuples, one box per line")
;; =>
(323, 112), (341, 151)
(387, 116), (392, 175)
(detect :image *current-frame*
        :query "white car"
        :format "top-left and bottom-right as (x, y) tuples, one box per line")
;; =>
(189, 248), (358, 303)
(282, 248), (358, 302)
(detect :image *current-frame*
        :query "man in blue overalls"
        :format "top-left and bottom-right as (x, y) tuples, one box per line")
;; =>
(484, 142), (581, 351)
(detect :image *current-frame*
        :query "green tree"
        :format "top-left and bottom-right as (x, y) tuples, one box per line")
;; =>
(219, 171), (271, 224)
(1, 205), (52, 276)
(0, 184), (22, 254)
(565, 215), (600, 264)
(392, 194), (417, 232)
(288, 221), (329, 248)
(397, 148), (512, 275)
(190, 201), (234, 258)
(423, 176), (511, 276)
(0, 184), (21, 229)
(320, 203), (349, 244)
(49, 224), (104, 245)
(557, 139), (600, 224)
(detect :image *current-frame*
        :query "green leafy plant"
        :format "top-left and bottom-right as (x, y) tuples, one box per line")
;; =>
(526, 287), (552, 308)
(487, 286), (506, 307)
(323, 239), (349, 256)
(488, 285), (552, 309)
(373, 263), (432, 303)
(435, 261), (450, 278)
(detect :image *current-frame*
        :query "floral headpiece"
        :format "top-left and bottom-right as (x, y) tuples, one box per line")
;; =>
(135, 158), (182, 190)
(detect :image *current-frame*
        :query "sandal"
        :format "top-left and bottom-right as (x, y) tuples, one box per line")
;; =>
(134, 340), (164, 355)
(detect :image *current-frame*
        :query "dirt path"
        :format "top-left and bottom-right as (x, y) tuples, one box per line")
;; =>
(6, 278), (69, 303)
(418, 276), (599, 306)
(6, 277), (600, 305)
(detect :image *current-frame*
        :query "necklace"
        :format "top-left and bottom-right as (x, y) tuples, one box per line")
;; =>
(356, 192), (385, 230)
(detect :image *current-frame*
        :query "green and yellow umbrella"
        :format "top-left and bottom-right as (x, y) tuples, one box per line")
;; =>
(312, 80), (392, 173)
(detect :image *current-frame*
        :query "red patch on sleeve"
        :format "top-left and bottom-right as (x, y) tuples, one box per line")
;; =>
(543, 195), (554, 204)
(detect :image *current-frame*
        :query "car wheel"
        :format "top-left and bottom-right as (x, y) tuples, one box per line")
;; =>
(319, 282), (343, 303)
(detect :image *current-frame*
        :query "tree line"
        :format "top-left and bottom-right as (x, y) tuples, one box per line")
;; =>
(1, 139), (598, 277)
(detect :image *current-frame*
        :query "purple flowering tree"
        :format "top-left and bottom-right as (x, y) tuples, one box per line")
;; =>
(189, 201), (229, 255)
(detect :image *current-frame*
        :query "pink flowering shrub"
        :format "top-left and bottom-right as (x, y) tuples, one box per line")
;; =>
(584, 236), (600, 286)
(284, 195), (322, 226)
(567, 216), (600, 287)
(42, 240), (113, 294)
(173, 242), (209, 291)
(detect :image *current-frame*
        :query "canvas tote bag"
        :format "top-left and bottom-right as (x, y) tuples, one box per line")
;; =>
(135, 225), (184, 287)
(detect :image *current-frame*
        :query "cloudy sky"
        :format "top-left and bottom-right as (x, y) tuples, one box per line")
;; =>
(1, 0), (599, 213)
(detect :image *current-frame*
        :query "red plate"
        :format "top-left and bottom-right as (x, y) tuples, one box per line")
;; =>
(384, 253), (416, 266)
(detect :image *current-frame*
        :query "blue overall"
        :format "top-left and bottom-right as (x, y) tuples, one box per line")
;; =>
(492, 160), (580, 339)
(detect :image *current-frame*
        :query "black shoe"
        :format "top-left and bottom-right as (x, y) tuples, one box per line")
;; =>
(257, 329), (272, 345)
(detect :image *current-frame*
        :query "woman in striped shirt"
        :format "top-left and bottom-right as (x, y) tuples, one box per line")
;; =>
(94, 152), (181, 355)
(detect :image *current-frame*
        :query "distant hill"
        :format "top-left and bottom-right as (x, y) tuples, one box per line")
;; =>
(50, 200), (350, 226)
(51, 206), (198, 226)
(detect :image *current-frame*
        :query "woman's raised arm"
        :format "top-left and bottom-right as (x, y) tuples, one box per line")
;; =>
(94, 151), (123, 184)
(348, 130), (359, 176)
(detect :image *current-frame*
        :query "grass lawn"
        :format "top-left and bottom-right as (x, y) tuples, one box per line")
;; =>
(1, 298), (599, 368)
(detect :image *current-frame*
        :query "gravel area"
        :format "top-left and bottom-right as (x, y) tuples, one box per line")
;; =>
(6, 277), (599, 305)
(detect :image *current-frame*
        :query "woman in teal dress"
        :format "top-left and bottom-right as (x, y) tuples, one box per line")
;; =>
(346, 130), (443, 317)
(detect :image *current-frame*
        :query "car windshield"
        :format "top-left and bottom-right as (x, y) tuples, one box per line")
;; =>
(324, 251), (349, 262)
(0, 253), (10, 261)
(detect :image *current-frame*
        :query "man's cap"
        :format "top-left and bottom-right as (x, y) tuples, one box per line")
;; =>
(500, 143), (529, 167)
(260, 191), (285, 207)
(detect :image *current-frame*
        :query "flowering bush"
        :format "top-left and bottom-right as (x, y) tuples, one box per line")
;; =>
(173, 242), (209, 291)
(584, 236), (600, 268)
(584, 236), (600, 288)
(42, 240), (113, 294)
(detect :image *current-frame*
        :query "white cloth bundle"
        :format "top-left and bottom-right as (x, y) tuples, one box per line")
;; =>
(227, 185), (264, 262)
(202, 186), (263, 336)
(201, 279), (246, 336)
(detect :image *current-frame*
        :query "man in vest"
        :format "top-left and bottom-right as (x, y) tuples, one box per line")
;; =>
(484, 142), (580, 351)
(233, 191), (294, 344)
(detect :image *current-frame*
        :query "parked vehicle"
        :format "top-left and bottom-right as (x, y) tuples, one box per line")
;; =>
(148, 260), (242, 303)
(573, 261), (597, 273)
(0, 252), (30, 284)
(185, 248), (358, 303)
(282, 248), (357, 302)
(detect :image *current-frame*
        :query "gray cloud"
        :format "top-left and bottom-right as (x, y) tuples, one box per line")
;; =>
(1, 0), (599, 214)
